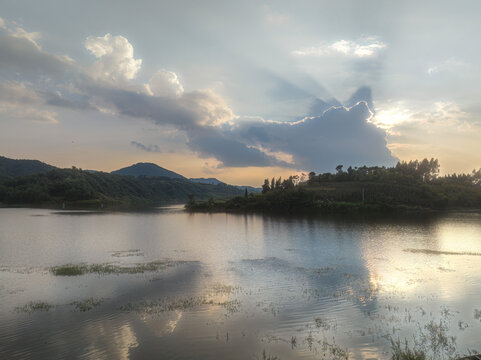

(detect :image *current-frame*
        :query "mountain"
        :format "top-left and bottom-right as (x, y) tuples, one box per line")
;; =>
(0, 168), (243, 208)
(111, 162), (186, 179)
(189, 177), (224, 185)
(0, 156), (57, 180)
(190, 177), (261, 193)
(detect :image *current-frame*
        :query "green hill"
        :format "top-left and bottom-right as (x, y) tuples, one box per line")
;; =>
(111, 162), (186, 179)
(0, 167), (243, 209)
(187, 159), (481, 213)
(0, 156), (56, 181)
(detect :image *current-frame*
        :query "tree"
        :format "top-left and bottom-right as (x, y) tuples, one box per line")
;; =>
(335, 165), (343, 174)
(244, 188), (248, 198)
(262, 179), (270, 194)
(308, 171), (316, 184)
(275, 177), (282, 189)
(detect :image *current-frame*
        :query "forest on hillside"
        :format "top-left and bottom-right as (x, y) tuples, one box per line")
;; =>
(0, 167), (243, 209)
(187, 159), (481, 213)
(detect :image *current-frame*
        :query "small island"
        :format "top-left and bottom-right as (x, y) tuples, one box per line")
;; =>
(186, 158), (481, 214)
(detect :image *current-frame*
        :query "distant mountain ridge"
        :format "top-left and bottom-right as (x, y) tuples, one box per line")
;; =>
(111, 162), (186, 179)
(0, 156), (56, 180)
(0, 156), (261, 192)
(112, 163), (261, 192)
(189, 177), (224, 185)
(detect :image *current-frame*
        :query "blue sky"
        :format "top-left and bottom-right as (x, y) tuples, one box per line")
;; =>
(1, 1), (480, 185)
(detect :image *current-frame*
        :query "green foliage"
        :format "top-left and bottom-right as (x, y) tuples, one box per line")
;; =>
(391, 339), (427, 360)
(0, 168), (243, 209)
(0, 155), (56, 179)
(187, 159), (481, 214)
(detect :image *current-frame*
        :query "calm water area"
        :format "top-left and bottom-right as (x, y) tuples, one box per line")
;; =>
(1, 206), (481, 359)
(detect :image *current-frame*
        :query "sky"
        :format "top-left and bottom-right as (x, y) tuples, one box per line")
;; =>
(0, 0), (480, 186)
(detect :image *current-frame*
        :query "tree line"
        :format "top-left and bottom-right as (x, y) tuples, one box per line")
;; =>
(261, 158), (481, 192)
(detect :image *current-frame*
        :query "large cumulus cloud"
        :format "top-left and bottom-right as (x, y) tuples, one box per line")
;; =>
(0, 24), (396, 172)
(229, 100), (394, 171)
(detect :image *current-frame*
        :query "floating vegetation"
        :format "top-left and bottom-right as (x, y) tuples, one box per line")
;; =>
(50, 260), (190, 276)
(15, 301), (54, 313)
(290, 335), (297, 349)
(257, 349), (280, 360)
(315, 317), (332, 330)
(474, 309), (481, 321)
(70, 297), (104, 312)
(210, 283), (240, 295)
(110, 249), (144, 258)
(305, 332), (314, 350)
(318, 338), (349, 360)
(391, 338), (427, 360)
(120, 296), (241, 315)
(404, 249), (481, 256)
(387, 311), (459, 360)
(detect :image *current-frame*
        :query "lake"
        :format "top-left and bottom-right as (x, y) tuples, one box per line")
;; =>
(1, 207), (481, 359)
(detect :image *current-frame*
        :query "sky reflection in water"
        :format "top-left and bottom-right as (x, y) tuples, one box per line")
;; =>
(0, 208), (480, 359)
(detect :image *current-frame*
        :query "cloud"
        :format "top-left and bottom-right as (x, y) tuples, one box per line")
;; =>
(380, 101), (481, 174)
(147, 70), (184, 98)
(83, 84), (287, 167)
(0, 33), (73, 77)
(9, 27), (42, 50)
(373, 101), (473, 131)
(85, 33), (142, 82)
(0, 18), (7, 30)
(263, 6), (289, 25)
(130, 141), (161, 153)
(427, 58), (466, 75)
(0, 25), (396, 171)
(0, 81), (41, 103)
(229, 99), (396, 172)
(0, 81), (58, 123)
(293, 38), (387, 58)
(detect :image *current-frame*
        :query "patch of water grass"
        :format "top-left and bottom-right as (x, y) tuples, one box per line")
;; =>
(119, 296), (241, 315)
(15, 301), (54, 313)
(70, 297), (104, 312)
(318, 338), (350, 360)
(315, 317), (331, 330)
(258, 349), (280, 360)
(110, 249), (143, 258)
(391, 339), (427, 360)
(50, 260), (190, 276)
(404, 249), (481, 256)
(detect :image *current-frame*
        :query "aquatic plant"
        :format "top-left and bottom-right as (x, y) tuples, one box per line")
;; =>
(119, 296), (241, 316)
(70, 297), (104, 312)
(318, 337), (350, 360)
(50, 260), (189, 276)
(110, 249), (143, 258)
(258, 349), (279, 360)
(315, 317), (331, 330)
(290, 336), (297, 349)
(15, 301), (54, 313)
(391, 339), (427, 360)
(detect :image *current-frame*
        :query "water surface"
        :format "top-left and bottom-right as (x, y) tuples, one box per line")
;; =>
(1, 207), (481, 359)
